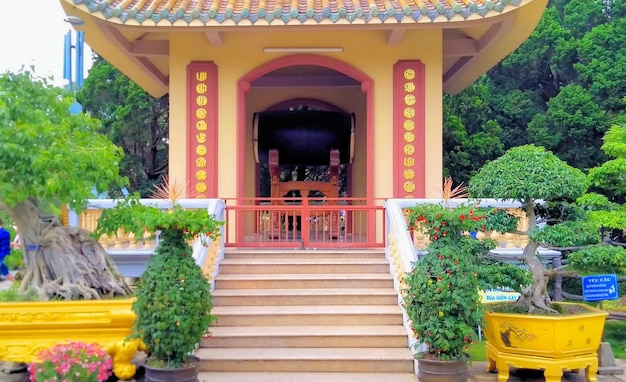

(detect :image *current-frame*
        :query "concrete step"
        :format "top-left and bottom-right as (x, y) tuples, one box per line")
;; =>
(218, 258), (390, 274)
(213, 273), (394, 289)
(203, 325), (409, 348)
(224, 249), (385, 260)
(196, 372), (418, 382)
(212, 287), (398, 306)
(196, 347), (415, 373)
(211, 305), (404, 326)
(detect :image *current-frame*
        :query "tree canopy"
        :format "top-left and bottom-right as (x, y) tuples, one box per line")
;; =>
(444, 0), (626, 183)
(0, 70), (124, 211)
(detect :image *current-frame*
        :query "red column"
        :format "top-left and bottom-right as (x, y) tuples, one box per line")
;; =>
(187, 62), (218, 198)
(393, 60), (425, 198)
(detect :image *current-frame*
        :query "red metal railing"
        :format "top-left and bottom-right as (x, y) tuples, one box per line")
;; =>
(223, 198), (385, 248)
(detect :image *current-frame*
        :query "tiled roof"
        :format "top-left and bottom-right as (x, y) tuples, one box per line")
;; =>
(72, 0), (522, 25)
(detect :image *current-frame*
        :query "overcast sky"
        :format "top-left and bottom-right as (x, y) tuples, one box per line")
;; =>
(0, 0), (93, 87)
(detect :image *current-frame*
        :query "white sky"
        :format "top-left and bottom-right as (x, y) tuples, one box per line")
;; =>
(0, 1), (93, 87)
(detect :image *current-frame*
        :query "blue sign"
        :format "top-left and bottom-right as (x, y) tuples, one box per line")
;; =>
(582, 274), (619, 302)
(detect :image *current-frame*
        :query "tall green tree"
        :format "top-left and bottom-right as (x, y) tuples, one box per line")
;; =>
(444, 0), (626, 179)
(0, 70), (132, 300)
(77, 56), (168, 196)
(527, 84), (609, 170)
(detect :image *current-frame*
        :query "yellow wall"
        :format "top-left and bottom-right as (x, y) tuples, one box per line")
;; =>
(169, 28), (443, 199)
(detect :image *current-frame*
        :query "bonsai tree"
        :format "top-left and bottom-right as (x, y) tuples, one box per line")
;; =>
(94, 194), (223, 369)
(403, 203), (530, 362)
(469, 144), (626, 313)
(0, 70), (131, 300)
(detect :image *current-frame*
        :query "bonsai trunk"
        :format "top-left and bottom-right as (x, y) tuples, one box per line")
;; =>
(8, 199), (132, 300)
(517, 200), (556, 313)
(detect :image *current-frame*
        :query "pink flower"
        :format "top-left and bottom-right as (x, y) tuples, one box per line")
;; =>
(29, 341), (112, 382)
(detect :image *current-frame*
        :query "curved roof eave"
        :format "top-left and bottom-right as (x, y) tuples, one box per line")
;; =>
(63, 0), (528, 27)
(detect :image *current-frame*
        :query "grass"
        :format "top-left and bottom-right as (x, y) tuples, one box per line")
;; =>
(468, 319), (626, 362)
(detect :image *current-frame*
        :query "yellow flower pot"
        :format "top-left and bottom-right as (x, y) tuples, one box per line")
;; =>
(0, 298), (143, 380)
(483, 302), (608, 382)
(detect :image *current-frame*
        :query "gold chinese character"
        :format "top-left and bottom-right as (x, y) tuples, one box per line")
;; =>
(404, 144), (415, 155)
(196, 170), (207, 180)
(196, 71), (207, 81)
(404, 157), (415, 167)
(196, 145), (207, 156)
(197, 193), (205, 198)
(196, 95), (208, 106)
(196, 83), (208, 94)
(196, 120), (207, 131)
(196, 157), (207, 168)
(404, 69), (415, 80)
(404, 94), (416, 106)
(403, 107), (415, 119)
(196, 182), (207, 192)
(404, 131), (415, 143)
(404, 169), (415, 180)
(404, 82), (415, 92)
(404, 120), (415, 131)
(404, 181), (415, 193)
(196, 108), (207, 119)
(405, 194), (414, 198)
(196, 133), (207, 143)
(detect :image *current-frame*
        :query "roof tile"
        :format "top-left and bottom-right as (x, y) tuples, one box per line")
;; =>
(72, 0), (521, 24)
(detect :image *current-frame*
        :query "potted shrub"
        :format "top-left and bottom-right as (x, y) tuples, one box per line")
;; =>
(403, 203), (530, 381)
(469, 144), (623, 379)
(94, 194), (224, 382)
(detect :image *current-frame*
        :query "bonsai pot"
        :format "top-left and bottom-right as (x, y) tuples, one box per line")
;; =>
(144, 355), (201, 382)
(483, 302), (608, 358)
(417, 357), (468, 382)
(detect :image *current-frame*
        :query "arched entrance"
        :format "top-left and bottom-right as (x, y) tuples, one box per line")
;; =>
(237, 55), (374, 203)
(236, 55), (376, 246)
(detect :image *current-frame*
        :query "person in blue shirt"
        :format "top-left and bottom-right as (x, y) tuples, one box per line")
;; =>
(0, 218), (15, 282)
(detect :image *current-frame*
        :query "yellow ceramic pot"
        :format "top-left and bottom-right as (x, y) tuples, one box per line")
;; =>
(483, 302), (608, 382)
(0, 298), (143, 380)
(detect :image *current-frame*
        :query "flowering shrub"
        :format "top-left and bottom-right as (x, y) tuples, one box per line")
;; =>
(403, 203), (531, 361)
(28, 341), (112, 382)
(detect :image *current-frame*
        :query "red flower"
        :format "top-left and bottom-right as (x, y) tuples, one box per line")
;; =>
(459, 214), (466, 220)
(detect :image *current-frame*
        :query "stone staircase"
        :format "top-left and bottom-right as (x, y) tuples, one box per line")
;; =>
(196, 248), (417, 381)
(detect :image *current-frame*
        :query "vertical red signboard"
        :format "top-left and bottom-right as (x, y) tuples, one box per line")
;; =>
(393, 60), (425, 198)
(187, 62), (218, 198)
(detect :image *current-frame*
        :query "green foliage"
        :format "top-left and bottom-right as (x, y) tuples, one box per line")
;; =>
(0, 70), (125, 211)
(469, 145), (588, 204)
(403, 237), (484, 361)
(529, 220), (601, 247)
(604, 320), (626, 360)
(527, 85), (609, 170)
(588, 125), (626, 198)
(93, 196), (223, 367)
(403, 204), (531, 360)
(77, 56), (168, 196)
(443, 79), (505, 184)
(444, 1), (626, 179)
(0, 283), (38, 302)
(567, 245), (626, 276)
(131, 228), (217, 368)
(93, 195), (224, 244)
(576, 193), (617, 211)
(4, 249), (23, 270)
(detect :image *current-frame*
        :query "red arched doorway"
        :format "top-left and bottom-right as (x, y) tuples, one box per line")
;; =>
(237, 55), (374, 205)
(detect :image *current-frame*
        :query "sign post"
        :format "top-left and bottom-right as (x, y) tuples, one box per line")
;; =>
(582, 274), (618, 302)
(582, 274), (623, 375)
